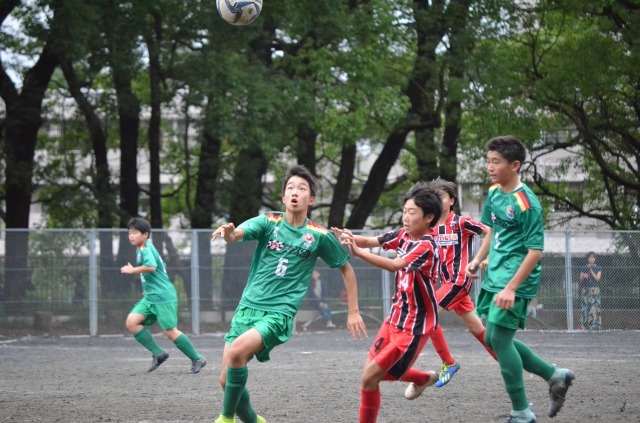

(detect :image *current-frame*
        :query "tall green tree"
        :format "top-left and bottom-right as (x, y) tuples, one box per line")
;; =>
(1, 1), (61, 303)
(467, 0), (640, 229)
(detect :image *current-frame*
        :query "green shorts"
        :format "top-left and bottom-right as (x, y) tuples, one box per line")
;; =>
(225, 305), (294, 363)
(130, 298), (178, 331)
(475, 288), (531, 330)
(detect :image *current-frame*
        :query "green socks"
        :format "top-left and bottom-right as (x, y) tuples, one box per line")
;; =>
(173, 333), (202, 361)
(236, 388), (258, 423)
(221, 366), (249, 418)
(486, 322), (529, 411)
(134, 328), (163, 355)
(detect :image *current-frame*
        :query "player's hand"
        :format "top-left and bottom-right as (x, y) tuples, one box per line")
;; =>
(332, 227), (353, 245)
(120, 263), (134, 274)
(346, 311), (367, 340)
(480, 259), (488, 271)
(211, 223), (236, 243)
(466, 259), (481, 279)
(494, 287), (516, 310)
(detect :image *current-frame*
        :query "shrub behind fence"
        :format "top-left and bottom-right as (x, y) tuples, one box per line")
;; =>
(1, 229), (638, 337)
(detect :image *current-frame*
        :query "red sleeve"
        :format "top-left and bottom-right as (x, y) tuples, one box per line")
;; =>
(461, 216), (485, 236)
(377, 229), (402, 252)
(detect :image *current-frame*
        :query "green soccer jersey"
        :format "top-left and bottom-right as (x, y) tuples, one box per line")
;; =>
(480, 183), (544, 298)
(237, 211), (350, 317)
(136, 240), (178, 304)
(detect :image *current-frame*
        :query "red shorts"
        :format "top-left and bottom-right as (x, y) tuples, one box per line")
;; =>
(368, 322), (430, 380)
(436, 282), (475, 315)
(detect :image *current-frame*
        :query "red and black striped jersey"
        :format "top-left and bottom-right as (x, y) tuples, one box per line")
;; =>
(377, 229), (440, 336)
(431, 211), (485, 292)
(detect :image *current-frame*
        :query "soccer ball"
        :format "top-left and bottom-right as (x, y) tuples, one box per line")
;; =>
(216, 0), (263, 26)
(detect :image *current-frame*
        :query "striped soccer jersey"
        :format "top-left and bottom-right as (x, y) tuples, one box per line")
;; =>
(432, 211), (485, 292)
(377, 229), (440, 336)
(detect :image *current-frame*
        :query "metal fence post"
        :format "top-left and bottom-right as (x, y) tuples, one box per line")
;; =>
(89, 229), (98, 336)
(191, 230), (200, 335)
(564, 230), (574, 331)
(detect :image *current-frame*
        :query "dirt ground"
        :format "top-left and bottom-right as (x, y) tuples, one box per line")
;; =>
(0, 328), (638, 423)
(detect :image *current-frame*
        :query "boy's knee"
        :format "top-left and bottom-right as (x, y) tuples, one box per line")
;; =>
(227, 344), (250, 367)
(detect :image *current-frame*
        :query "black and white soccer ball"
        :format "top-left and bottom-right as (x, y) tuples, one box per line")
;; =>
(216, 0), (263, 26)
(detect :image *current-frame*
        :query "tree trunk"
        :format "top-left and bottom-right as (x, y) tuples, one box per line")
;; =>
(297, 123), (317, 174)
(346, 128), (408, 228)
(59, 59), (116, 228)
(192, 131), (221, 228)
(1, 42), (58, 303)
(328, 142), (356, 228)
(145, 10), (163, 230)
(228, 146), (267, 225)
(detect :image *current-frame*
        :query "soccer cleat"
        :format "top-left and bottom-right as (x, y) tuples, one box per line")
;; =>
(256, 415), (267, 423)
(435, 361), (460, 387)
(505, 405), (536, 423)
(148, 351), (169, 372)
(404, 370), (438, 400)
(189, 358), (207, 374)
(548, 368), (575, 417)
(505, 414), (537, 423)
(214, 415), (236, 423)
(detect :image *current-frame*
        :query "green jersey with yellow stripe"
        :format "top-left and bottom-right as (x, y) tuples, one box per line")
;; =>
(480, 183), (544, 298)
(236, 212), (349, 317)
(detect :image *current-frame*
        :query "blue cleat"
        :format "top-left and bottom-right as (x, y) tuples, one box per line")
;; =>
(435, 361), (460, 387)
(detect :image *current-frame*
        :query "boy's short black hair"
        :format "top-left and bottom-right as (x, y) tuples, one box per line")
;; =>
(404, 184), (442, 228)
(282, 165), (317, 197)
(486, 136), (527, 167)
(127, 217), (151, 235)
(427, 178), (458, 208)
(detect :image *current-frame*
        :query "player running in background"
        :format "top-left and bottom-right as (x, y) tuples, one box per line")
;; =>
(334, 184), (442, 423)
(121, 217), (206, 374)
(211, 165), (367, 423)
(420, 178), (497, 390)
(467, 136), (575, 423)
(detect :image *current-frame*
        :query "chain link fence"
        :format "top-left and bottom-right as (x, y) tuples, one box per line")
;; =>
(0, 228), (638, 337)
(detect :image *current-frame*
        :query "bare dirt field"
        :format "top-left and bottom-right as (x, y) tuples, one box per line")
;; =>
(1, 328), (638, 422)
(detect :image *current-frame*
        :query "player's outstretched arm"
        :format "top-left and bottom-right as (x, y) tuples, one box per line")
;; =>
(339, 229), (406, 273)
(339, 262), (367, 340)
(120, 263), (156, 275)
(331, 227), (380, 249)
(211, 223), (244, 244)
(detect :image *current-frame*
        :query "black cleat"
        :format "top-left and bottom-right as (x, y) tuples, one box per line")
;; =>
(148, 351), (169, 372)
(189, 358), (207, 374)
(548, 368), (575, 417)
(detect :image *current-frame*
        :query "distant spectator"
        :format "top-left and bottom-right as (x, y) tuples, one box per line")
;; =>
(579, 252), (602, 330)
(308, 270), (336, 328)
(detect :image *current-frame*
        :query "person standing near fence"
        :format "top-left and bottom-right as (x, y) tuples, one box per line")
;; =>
(579, 252), (602, 330)
(467, 136), (575, 423)
(308, 270), (336, 328)
(120, 217), (206, 374)
(210, 165), (367, 423)
(334, 184), (442, 423)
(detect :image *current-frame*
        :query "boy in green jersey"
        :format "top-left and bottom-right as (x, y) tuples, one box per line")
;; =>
(121, 217), (206, 374)
(211, 165), (367, 423)
(467, 136), (574, 423)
